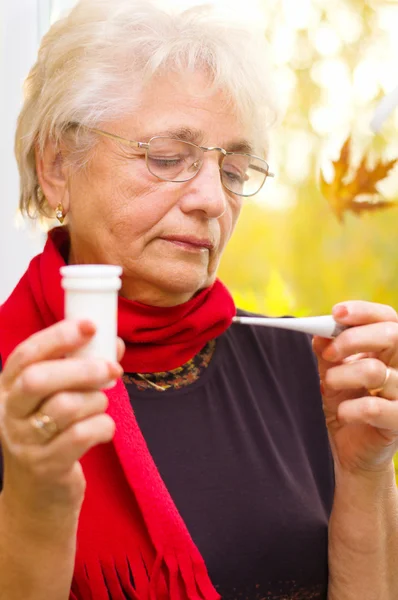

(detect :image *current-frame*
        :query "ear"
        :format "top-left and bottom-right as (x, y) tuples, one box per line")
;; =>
(35, 139), (70, 213)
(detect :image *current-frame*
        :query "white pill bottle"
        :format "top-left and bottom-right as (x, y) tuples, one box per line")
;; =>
(60, 265), (122, 373)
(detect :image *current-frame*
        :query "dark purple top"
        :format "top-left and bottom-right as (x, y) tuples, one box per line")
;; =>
(0, 314), (334, 600)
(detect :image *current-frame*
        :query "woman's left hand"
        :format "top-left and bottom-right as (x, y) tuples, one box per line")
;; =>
(312, 300), (398, 475)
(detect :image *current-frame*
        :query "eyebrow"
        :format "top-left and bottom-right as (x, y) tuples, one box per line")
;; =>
(141, 126), (255, 154)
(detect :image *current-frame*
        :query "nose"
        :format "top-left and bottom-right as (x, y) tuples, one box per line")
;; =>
(178, 156), (227, 219)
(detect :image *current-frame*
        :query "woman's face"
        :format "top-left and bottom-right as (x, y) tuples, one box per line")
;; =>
(63, 71), (253, 306)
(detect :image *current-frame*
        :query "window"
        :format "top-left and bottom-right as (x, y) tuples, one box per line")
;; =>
(0, 0), (77, 302)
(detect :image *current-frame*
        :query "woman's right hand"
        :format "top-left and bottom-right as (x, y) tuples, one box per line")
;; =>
(0, 320), (123, 523)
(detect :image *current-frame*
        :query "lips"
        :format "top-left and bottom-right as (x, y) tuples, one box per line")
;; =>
(160, 236), (214, 250)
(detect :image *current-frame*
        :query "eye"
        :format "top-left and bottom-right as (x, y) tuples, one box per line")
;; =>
(149, 157), (184, 168)
(222, 168), (245, 184)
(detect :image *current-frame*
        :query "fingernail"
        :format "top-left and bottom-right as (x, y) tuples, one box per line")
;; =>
(79, 320), (96, 336)
(333, 304), (348, 319)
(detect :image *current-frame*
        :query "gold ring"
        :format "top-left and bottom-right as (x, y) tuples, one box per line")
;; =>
(369, 366), (393, 397)
(30, 412), (59, 440)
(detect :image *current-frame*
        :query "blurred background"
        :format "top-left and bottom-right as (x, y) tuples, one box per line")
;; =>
(1, 0), (398, 312)
(217, 0), (398, 318)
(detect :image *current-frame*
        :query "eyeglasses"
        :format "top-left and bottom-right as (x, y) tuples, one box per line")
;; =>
(72, 124), (274, 197)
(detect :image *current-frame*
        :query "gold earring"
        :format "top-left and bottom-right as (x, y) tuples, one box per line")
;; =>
(37, 186), (45, 203)
(55, 203), (65, 224)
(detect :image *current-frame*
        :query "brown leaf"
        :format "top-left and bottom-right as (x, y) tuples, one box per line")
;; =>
(349, 196), (398, 216)
(319, 136), (398, 221)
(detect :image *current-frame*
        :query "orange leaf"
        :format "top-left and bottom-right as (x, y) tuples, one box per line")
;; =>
(319, 136), (398, 221)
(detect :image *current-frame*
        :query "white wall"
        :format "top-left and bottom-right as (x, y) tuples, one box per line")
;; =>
(0, 0), (48, 304)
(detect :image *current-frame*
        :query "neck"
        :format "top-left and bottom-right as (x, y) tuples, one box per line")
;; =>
(119, 279), (195, 307)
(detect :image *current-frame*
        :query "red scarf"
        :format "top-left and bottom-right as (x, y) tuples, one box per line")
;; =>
(0, 227), (236, 600)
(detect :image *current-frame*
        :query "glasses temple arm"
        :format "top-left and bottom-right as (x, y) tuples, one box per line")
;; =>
(249, 164), (275, 177)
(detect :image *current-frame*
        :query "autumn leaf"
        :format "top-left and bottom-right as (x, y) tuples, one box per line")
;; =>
(319, 136), (398, 221)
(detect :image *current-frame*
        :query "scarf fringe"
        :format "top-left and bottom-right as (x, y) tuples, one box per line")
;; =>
(189, 552), (221, 600)
(152, 550), (221, 600)
(102, 556), (141, 600)
(70, 548), (221, 600)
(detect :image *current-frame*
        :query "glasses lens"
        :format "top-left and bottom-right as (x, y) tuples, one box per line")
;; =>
(147, 137), (202, 182)
(221, 154), (269, 197)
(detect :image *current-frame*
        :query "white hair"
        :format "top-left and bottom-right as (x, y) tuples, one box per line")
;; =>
(15, 0), (279, 217)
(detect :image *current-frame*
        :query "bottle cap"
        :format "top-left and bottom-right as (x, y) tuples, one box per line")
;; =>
(61, 265), (122, 292)
(60, 265), (122, 278)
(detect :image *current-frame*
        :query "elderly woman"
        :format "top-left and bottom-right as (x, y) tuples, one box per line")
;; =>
(0, 1), (397, 599)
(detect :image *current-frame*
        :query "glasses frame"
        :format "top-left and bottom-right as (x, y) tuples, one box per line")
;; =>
(72, 124), (275, 197)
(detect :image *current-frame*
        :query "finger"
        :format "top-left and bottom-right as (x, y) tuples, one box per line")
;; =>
(40, 413), (116, 471)
(332, 301), (398, 327)
(320, 322), (398, 364)
(11, 414), (116, 480)
(313, 335), (371, 363)
(7, 358), (122, 418)
(116, 337), (125, 362)
(313, 336), (342, 379)
(337, 396), (398, 435)
(21, 390), (108, 445)
(324, 358), (398, 400)
(312, 335), (331, 356)
(343, 353), (374, 363)
(2, 320), (97, 387)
